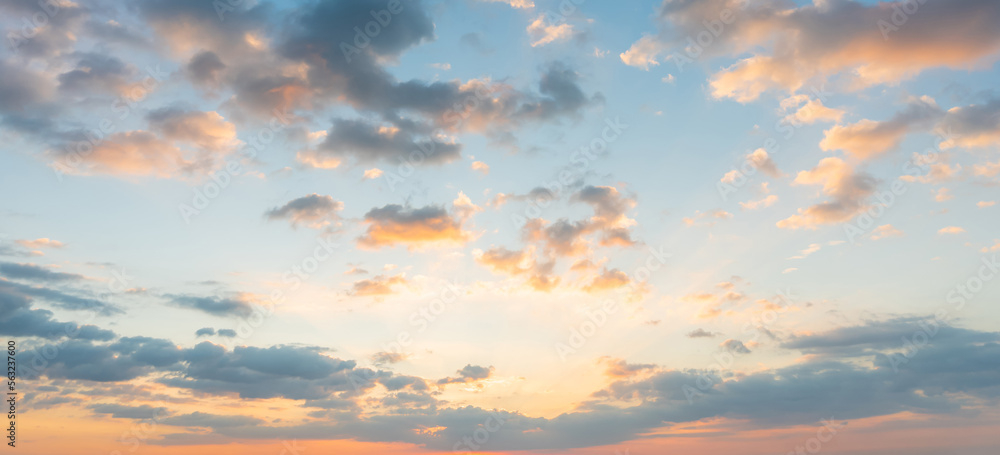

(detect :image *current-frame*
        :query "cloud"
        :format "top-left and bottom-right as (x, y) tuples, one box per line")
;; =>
(195, 328), (215, 337)
(527, 14), (574, 47)
(739, 194), (778, 210)
(362, 168), (383, 179)
(777, 157), (877, 229)
(16, 238), (66, 250)
(358, 204), (473, 249)
(0, 283), (117, 341)
(297, 119), (461, 169)
(936, 99), (1000, 150)
(146, 108), (242, 152)
(437, 364), (494, 385)
(582, 268), (631, 293)
(686, 328), (718, 338)
(471, 161), (490, 175)
(350, 274), (408, 297)
(217, 329), (237, 338)
(480, 0), (534, 8)
(371, 351), (410, 366)
(871, 224), (904, 240)
(682, 209), (733, 227)
(720, 339), (751, 354)
(938, 226), (966, 235)
(623, 0), (1000, 101)
(167, 294), (256, 317)
(979, 201), (996, 208)
(265, 194), (344, 229)
(820, 96), (942, 159)
(90, 403), (169, 420)
(781, 96), (844, 125)
(0, 262), (83, 282)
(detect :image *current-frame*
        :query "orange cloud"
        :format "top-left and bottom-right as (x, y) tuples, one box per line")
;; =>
(358, 204), (473, 249)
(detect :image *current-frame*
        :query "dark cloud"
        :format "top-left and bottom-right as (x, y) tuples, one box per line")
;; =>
(217, 329), (237, 338)
(0, 279), (120, 314)
(195, 327), (215, 337)
(437, 364), (493, 385)
(0, 283), (117, 340)
(686, 328), (718, 338)
(0, 262), (83, 282)
(167, 294), (255, 317)
(185, 51), (226, 88)
(264, 194), (344, 229)
(90, 403), (169, 419)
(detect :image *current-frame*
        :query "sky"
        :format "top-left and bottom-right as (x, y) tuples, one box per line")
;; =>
(1, 0), (999, 454)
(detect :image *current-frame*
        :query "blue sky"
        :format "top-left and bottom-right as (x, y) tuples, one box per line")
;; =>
(1, 0), (1000, 454)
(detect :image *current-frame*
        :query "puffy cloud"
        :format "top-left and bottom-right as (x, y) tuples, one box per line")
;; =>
(720, 339), (751, 354)
(265, 194), (344, 229)
(362, 168), (383, 179)
(781, 96), (844, 125)
(777, 157), (877, 229)
(938, 226), (965, 235)
(527, 14), (574, 47)
(297, 119), (461, 169)
(471, 161), (490, 175)
(937, 99), (1000, 150)
(582, 268), (631, 293)
(820, 96), (942, 159)
(437, 364), (494, 385)
(358, 204), (473, 249)
(50, 131), (224, 178)
(739, 194), (778, 210)
(349, 274), (408, 297)
(599, 358), (657, 378)
(146, 108), (242, 152)
(195, 328), (216, 337)
(624, 0), (1000, 101)
(57, 53), (142, 98)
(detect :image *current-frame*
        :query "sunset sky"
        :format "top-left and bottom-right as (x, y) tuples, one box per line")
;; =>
(1, 0), (999, 454)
